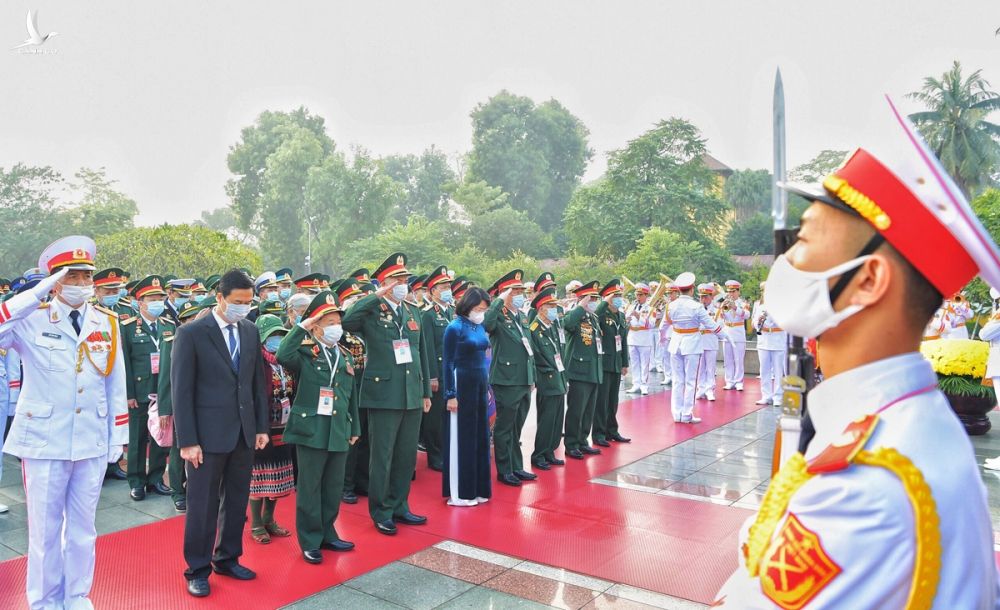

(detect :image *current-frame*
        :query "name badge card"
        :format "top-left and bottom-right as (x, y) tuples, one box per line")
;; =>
(615, 335), (623, 352)
(150, 352), (160, 374)
(596, 335), (604, 355)
(280, 398), (291, 425)
(393, 339), (413, 364)
(553, 353), (565, 372)
(317, 387), (334, 416)
(521, 337), (534, 357)
(558, 328), (566, 345)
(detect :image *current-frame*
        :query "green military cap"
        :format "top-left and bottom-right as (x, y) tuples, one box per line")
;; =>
(255, 314), (287, 341)
(600, 279), (623, 297)
(190, 278), (208, 292)
(198, 295), (217, 310)
(304, 290), (342, 320)
(320, 274), (332, 289)
(177, 300), (201, 320)
(275, 268), (294, 283)
(163, 274), (178, 284)
(295, 273), (325, 293)
(350, 268), (371, 283)
(358, 282), (376, 294)
(425, 266), (450, 289)
(373, 252), (410, 284)
(94, 268), (127, 289)
(408, 274), (428, 291)
(133, 275), (167, 299)
(535, 272), (556, 292)
(205, 275), (221, 291)
(451, 276), (470, 300)
(333, 278), (362, 302)
(531, 286), (558, 310)
(574, 280), (601, 298)
(0, 278), (10, 291)
(494, 269), (525, 293)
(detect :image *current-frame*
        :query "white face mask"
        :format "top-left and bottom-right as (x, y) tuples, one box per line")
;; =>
(763, 254), (872, 339)
(221, 301), (251, 323)
(391, 284), (409, 302)
(322, 324), (344, 345)
(59, 283), (94, 307)
(468, 310), (485, 325)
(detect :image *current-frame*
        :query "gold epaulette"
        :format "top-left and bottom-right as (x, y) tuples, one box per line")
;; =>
(300, 337), (315, 346)
(163, 335), (174, 343)
(158, 316), (175, 326)
(120, 316), (137, 326)
(94, 304), (118, 318)
(38, 302), (50, 309)
(529, 321), (539, 332)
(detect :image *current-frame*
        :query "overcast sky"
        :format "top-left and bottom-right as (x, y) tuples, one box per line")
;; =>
(3, 1), (1000, 226)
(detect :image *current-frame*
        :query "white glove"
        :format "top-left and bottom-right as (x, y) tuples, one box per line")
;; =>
(31, 268), (68, 300)
(107, 445), (124, 464)
(500, 288), (512, 300)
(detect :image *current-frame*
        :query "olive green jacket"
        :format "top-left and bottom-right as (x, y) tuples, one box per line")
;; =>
(156, 335), (175, 417)
(421, 302), (453, 381)
(529, 318), (567, 397)
(484, 298), (536, 387)
(562, 305), (603, 385)
(341, 294), (431, 409)
(277, 325), (361, 451)
(121, 314), (175, 403)
(596, 301), (630, 373)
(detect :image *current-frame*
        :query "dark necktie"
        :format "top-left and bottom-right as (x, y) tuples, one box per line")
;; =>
(227, 324), (240, 371)
(69, 310), (81, 336)
(149, 321), (157, 336)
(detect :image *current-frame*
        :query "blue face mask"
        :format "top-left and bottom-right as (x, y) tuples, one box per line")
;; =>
(193, 294), (206, 304)
(586, 301), (598, 313)
(130, 300), (139, 312)
(511, 294), (526, 309)
(264, 336), (283, 353)
(101, 295), (119, 308)
(146, 300), (166, 318)
(440, 290), (454, 304)
(546, 307), (559, 321)
(118, 288), (128, 299)
(279, 288), (292, 300)
(612, 297), (624, 309)
(295, 314), (303, 325)
(391, 284), (409, 301)
(265, 292), (280, 302)
(174, 297), (189, 308)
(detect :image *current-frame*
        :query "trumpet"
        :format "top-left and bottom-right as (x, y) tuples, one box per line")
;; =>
(622, 275), (636, 293)
(647, 273), (673, 311)
(953, 294), (966, 303)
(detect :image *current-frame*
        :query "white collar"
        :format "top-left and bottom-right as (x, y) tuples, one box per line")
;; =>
(212, 307), (234, 330)
(805, 352), (937, 459)
(53, 297), (86, 319)
(140, 312), (158, 326)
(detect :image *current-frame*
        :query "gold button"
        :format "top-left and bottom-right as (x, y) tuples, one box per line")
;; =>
(335, 383), (339, 387)
(334, 396), (338, 401)
(332, 410), (337, 415)
(406, 371), (410, 375)
(78, 388), (84, 394)
(375, 377), (380, 382)
(137, 376), (142, 381)
(26, 412), (32, 418)
(75, 408), (81, 414)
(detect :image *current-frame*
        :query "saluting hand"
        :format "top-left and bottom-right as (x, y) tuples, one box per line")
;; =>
(376, 278), (398, 299)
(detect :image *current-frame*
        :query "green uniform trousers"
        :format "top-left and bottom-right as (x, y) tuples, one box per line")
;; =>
(295, 445), (348, 551)
(167, 438), (186, 503)
(532, 393), (565, 464)
(344, 408), (370, 495)
(421, 389), (446, 469)
(564, 381), (599, 451)
(592, 373), (622, 443)
(492, 385), (531, 475)
(127, 402), (169, 489)
(367, 408), (422, 524)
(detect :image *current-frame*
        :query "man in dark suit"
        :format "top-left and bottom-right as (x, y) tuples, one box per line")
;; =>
(172, 269), (269, 598)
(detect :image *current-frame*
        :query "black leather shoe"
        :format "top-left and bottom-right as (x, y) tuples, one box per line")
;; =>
(497, 473), (522, 486)
(129, 487), (145, 501)
(580, 446), (601, 455)
(547, 457), (565, 466)
(356, 488), (369, 497)
(394, 512), (427, 526)
(513, 470), (537, 481)
(417, 442), (427, 453)
(342, 491), (358, 505)
(302, 550), (323, 564)
(375, 520), (398, 535)
(531, 461), (551, 471)
(566, 449), (585, 460)
(147, 481), (172, 496)
(428, 461), (443, 472)
(320, 539), (355, 552)
(174, 498), (187, 513)
(212, 563), (256, 580)
(594, 439), (611, 448)
(610, 433), (632, 443)
(186, 577), (210, 597)
(106, 464), (127, 481)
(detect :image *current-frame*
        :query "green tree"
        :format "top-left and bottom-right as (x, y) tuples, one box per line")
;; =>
(563, 179), (641, 258)
(972, 187), (1000, 241)
(467, 206), (554, 260)
(789, 150), (849, 182)
(0, 164), (65, 273)
(725, 169), (771, 222)
(725, 212), (773, 255)
(195, 207), (237, 232)
(617, 227), (737, 284)
(64, 167), (138, 238)
(383, 146), (456, 222)
(555, 254), (618, 288)
(96, 225), (262, 277)
(449, 180), (509, 218)
(477, 252), (543, 290)
(909, 61), (1000, 197)
(468, 91), (591, 230)
(337, 216), (452, 277)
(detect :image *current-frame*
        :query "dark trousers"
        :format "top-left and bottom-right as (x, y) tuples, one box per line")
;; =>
(344, 408), (370, 494)
(295, 445), (347, 551)
(168, 429), (186, 503)
(367, 408), (422, 524)
(491, 385), (530, 475)
(127, 402), (169, 489)
(532, 393), (565, 463)
(442, 365), (492, 500)
(422, 389), (445, 469)
(183, 439), (253, 580)
(593, 372), (621, 442)
(564, 381), (599, 451)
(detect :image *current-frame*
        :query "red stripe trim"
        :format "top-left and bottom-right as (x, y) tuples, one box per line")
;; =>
(376, 263), (407, 283)
(9, 381), (21, 388)
(47, 251), (95, 272)
(0, 301), (9, 324)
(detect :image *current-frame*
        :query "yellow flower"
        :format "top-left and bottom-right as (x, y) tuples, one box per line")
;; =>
(920, 339), (988, 378)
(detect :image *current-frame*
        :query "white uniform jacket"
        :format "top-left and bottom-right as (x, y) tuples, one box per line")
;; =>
(0, 292), (128, 461)
(626, 302), (657, 347)
(720, 298), (750, 344)
(752, 306), (787, 352)
(979, 316), (1000, 379)
(700, 303), (721, 350)
(667, 296), (720, 356)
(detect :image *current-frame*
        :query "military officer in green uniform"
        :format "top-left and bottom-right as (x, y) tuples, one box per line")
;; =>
(295, 273), (326, 296)
(592, 280), (630, 447)
(120, 275), (174, 500)
(419, 265), (454, 472)
(341, 252), (432, 535)
(562, 281), (604, 460)
(277, 290), (360, 564)
(93, 267), (131, 480)
(484, 269), (537, 486)
(155, 300), (202, 512)
(528, 287), (568, 470)
(335, 279), (370, 505)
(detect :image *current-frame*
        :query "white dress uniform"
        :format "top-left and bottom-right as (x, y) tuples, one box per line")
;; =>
(752, 305), (787, 405)
(666, 294), (720, 422)
(658, 304), (673, 383)
(696, 301), (720, 400)
(941, 300), (972, 340)
(721, 297), (751, 390)
(626, 300), (656, 393)
(923, 306), (952, 340)
(714, 353), (999, 609)
(0, 286), (128, 608)
(980, 315), (1000, 385)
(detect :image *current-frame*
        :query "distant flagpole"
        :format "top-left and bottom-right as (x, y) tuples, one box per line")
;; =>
(772, 68), (787, 235)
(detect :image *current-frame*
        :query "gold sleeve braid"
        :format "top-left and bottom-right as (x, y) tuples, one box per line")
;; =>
(745, 449), (940, 610)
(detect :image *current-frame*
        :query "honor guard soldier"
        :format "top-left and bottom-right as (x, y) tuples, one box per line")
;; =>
(752, 282), (787, 407)
(419, 266), (455, 472)
(334, 279), (371, 505)
(667, 273), (721, 424)
(562, 280), (604, 459)
(120, 275), (175, 500)
(528, 287), (567, 470)
(483, 269), (537, 486)
(714, 100), (1000, 608)
(695, 283), (721, 402)
(720, 279), (751, 391)
(341, 252), (432, 535)
(0, 236), (128, 610)
(593, 279), (630, 447)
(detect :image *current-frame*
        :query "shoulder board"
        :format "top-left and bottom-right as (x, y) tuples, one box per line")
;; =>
(806, 414), (880, 475)
(120, 316), (137, 326)
(38, 302), (50, 310)
(163, 335), (175, 343)
(300, 337), (316, 346)
(529, 321), (539, 332)
(158, 316), (176, 326)
(94, 304), (118, 318)
(421, 303), (432, 312)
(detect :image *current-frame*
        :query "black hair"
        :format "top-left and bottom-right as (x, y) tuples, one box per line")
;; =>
(456, 287), (491, 318)
(219, 269), (254, 297)
(888, 243), (943, 327)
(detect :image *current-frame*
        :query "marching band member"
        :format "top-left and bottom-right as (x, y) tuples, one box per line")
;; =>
(625, 283), (657, 395)
(752, 282), (787, 406)
(696, 283), (720, 402)
(667, 273), (721, 424)
(720, 280), (751, 391)
(941, 292), (972, 339)
(657, 282), (679, 385)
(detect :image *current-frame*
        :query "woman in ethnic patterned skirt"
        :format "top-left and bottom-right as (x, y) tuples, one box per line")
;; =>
(249, 314), (297, 544)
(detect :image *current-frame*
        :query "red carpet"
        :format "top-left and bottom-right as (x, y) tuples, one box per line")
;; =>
(0, 382), (763, 609)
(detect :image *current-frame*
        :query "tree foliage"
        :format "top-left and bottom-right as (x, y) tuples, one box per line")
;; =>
(618, 227), (737, 284)
(383, 147), (455, 222)
(97, 225), (261, 278)
(789, 150), (849, 183)
(725, 212), (773, 255)
(724, 169), (771, 222)
(467, 206), (554, 260)
(450, 180), (508, 218)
